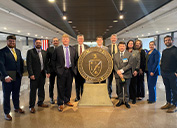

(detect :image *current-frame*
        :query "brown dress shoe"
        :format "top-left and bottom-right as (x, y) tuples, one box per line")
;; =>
(161, 103), (172, 109)
(14, 108), (25, 113)
(58, 105), (63, 112)
(65, 102), (73, 106)
(38, 104), (49, 108)
(30, 108), (36, 113)
(4, 114), (12, 121)
(167, 105), (177, 113)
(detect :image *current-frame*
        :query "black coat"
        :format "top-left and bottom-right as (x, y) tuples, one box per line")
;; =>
(0, 46), (24, 81)
(45, 47), (55, 74)
(26, 48), (46, 79)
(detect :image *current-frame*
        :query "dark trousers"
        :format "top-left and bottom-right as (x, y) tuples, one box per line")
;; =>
(75, 71), (85, 99)
(108, 70), (118, 97)
(29, 72), (46, 108)
(137, 73), (145, 98)
(57, 68), (73, 105)
(147, 72), (158, 102)
(129, 75), (137, 101)
(116, 78), (131, 102)
(49, 72), (57, 99)
(2, 75), (21, 114)
(161, 72), (177, 106)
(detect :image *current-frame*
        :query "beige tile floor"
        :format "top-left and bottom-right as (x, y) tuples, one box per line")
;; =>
(0, 75), (177, 128)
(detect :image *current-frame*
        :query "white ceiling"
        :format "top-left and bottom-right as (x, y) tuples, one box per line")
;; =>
(106, 0), (177, 40)
(0, 0), (76, 43)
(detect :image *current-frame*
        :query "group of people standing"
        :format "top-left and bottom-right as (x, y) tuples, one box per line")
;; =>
(0, 34), (177, 121)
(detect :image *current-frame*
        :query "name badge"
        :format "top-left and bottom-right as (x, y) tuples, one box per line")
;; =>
(122, 58), (128, 63)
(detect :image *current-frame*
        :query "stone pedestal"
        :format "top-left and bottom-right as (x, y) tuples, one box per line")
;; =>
(78, 83), (113, 106)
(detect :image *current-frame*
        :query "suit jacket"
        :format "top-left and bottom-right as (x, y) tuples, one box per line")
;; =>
(140, 49), (146, 72)
(95, 45), (108, 51)
(114, 50), (133, 79)
(131, 50), (140, 73)
(73, 44), (90, 58)
(107, 43), (118, 56)
(26, 48), (46, 79)
(147, 49), (160, 76)
(0, 46), (24, 81)
(52, 45), (77, 76)
(45, 46), (55, 74)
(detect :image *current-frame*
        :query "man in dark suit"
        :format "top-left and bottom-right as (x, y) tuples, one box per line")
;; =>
(52, 34), (77, 112)
(107, 34), (118, 98)
(46, 37), (59, 104)
(26, 39), (48, 113)
(73, 34), (89, 102)
(0, 35), (25, 121)
(114, 42), (133, 108)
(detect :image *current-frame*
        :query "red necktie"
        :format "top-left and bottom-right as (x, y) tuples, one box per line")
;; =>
(80, 45), (82, 55)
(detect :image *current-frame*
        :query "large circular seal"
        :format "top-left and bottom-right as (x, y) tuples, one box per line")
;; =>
(78, 47), (113, 82)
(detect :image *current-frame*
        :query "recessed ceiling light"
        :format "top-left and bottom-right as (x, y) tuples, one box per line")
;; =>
(113, 20), (118, 23)
(148, 33), (150, 35)
(63, 15), (67, 20)
(46, 37), (48, 39)
(72, 26), (76, 29)
(68, 20), (72, 24)
(48, 0), (55, 3)
(167, 28), (170, 30)
(137, 36), (139, 38)
(76, 30), (79, 32)
(35, 34), (38, 37)
(142, 34), (144, 36)
(109, 26), (113, 28)
(119, 14), (124, 20)
(27, 33), (30, 35)
(41, 36), (43, 38)
(106, 29), (109, 31)
(156, 31), (158, 33)
(4, 27), (7, 30)
(17, 30), (21, 33)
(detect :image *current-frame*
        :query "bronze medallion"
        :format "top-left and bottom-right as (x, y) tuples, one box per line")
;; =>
(78, 47), (113, 82)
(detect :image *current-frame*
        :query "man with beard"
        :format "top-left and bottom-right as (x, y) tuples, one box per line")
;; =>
(0, 35), (25, 121)
(27, 39), (48, 113)
(46, 37), (59, 104)
(160, 35), (177, 113)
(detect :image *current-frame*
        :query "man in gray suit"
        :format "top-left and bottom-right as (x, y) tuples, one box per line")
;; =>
(107, 34), (118, 98)
(114, 42), (133, 108)
(73, 34), (89, 102)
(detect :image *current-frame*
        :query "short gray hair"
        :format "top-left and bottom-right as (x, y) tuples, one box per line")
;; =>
(77, 34), (84, 40)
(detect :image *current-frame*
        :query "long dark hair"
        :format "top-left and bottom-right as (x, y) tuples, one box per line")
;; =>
(126, 40), (135, 50)
(135, 40), (143, 53)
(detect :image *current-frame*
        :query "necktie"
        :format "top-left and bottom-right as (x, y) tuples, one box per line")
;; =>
(113, 45), (115, 55)
(38, 50), (44, 70)
(80, 45), (82, 55)
(121, 52), (124, 59)
(65, 47), (70, 68)
(11, 48), (17, 61)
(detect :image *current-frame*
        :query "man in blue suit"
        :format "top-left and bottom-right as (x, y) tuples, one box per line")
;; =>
(145, 41), (160, 103)
(0, 35), (25, 121)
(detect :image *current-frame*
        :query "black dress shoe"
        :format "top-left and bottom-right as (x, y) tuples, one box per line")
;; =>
(148, 101), (156, 104)
(147, 99), (149, 101)
(75, 98), (80, 102)
(125, 102), (131, 108)
(132, 100), (136, 104)
(116, 101), (124, 107)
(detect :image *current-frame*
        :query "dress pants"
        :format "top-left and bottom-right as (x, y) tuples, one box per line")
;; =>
(57, 68), (73, 105)
(108, 70), (118, 97)
(29, 71), (46, 108)
(137, 73), (145, 98)
(147, 72), (158, 102)
(161, 71), (177, 106)
(116, 78), (131, 102)
(75, 71), (85, 99)
(2, 75), (21, 114)
(49, 72), (57, 99)
(129, 75), (137, 101)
